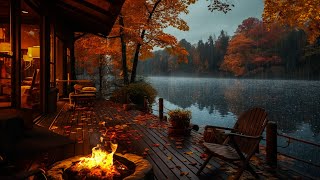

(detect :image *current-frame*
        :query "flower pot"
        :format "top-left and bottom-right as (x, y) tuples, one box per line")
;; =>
(168, 126), (192, 136)
(169, 118), (190, 129)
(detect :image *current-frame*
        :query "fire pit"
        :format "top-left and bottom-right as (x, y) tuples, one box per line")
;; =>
(47, 142), (152, 179)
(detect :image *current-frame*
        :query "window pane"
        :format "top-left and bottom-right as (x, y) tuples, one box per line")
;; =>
(0, 2), (11, 108)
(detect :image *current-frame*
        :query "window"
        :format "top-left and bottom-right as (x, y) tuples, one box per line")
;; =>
(0, 4), (11, 108)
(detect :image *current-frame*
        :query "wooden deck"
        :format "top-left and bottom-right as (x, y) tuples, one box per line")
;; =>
(36, 100), (316, 180)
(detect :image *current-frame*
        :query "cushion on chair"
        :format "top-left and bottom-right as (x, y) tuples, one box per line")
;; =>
(82, 87), (96, 91)
(203, 142), (240, 160)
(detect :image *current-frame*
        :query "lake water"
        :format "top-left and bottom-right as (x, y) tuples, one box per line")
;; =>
(147, 76), (320, 175)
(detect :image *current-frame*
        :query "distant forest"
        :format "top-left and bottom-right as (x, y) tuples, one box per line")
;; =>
(138, 17), (320, 80)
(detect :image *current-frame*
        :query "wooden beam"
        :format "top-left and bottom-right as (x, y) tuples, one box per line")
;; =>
(40, 1), (51, 113)
(55, 1), (106, 25)
(71, 0), (112, 17)
(10, 0), (21, 108)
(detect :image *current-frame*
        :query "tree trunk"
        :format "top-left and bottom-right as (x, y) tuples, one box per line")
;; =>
(130, 0), (162, 83)
(119, 14), (129, 85)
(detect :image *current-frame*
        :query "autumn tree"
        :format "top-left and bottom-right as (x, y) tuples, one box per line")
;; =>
(220, 34), (255, 76)
(128, 0), (196, 83)
(220, 18), (285, 76)
(263, 0), (320, 43)
(75, 34), (123, 97)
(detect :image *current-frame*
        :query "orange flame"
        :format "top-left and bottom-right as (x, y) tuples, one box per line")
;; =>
(76, 137), (118, 177)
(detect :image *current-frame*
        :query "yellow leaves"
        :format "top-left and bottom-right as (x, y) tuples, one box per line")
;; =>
(184, 151), (193, 155)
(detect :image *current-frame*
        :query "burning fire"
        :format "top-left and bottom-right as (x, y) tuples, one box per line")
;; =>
(75, 137), (120, 177)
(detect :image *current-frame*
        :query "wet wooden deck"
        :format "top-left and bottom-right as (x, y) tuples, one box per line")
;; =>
(36, 100), (315, 180)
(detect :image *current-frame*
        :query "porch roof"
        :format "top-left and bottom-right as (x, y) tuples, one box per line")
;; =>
(0, 0), (125, 35)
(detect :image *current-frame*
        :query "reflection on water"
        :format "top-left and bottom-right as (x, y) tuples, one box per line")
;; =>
(147, 76), (320, 171)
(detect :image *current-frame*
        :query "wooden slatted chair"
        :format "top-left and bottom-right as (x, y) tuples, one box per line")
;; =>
(197, 107), (268, 179)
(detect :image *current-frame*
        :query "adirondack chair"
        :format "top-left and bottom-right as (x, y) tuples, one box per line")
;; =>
(197, 107), (268, 179)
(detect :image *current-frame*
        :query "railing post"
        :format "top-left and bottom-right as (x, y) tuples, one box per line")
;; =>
(159, 98), (163, 120)
(143, 96), (148, 113)
(266, 121), (277, 168)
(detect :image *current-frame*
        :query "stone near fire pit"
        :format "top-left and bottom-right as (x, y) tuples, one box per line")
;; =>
(47, 153), (153, 180)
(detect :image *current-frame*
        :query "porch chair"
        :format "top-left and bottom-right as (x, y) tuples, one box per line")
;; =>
(197, 107), (268, 179)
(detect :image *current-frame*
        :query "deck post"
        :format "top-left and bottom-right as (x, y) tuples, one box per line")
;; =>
(143, 96), (148, 112)
(159, 98), (163, 120)
(266, 121), (277, 168)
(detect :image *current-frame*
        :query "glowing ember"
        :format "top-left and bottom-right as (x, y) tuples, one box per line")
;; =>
(75, 137), (120, 178)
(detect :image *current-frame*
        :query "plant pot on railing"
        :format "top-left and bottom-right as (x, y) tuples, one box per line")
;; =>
(168, 109), (192, 136)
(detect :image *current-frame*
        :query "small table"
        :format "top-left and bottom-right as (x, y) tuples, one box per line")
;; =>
(69, 93), (96, 110)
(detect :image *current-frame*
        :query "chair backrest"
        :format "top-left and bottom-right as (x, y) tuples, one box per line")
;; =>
(231, 107), (268, 154)
(30, 69), (39, 90)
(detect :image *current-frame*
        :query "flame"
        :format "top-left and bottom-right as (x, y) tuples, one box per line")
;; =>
(75, 137), (119, 177)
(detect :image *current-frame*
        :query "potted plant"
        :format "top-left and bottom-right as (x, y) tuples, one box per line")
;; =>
(168, 109), (192, 135)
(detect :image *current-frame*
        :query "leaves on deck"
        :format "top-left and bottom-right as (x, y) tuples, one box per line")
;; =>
(180, 171), (189, 176)
(184, 151), (193, 155)
(152, 143), (160, 147)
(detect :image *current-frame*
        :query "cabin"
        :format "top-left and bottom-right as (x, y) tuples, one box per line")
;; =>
(0, 0), (125, 116)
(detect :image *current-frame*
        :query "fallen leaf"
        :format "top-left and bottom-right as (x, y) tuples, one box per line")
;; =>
(167, 156), (172, 160)
(180, 171), (189, 176)
(50, 126), (58, 130)
(153, 144), (160, 147)
(206, 165), (212, 169)
(189, 162), (197, 166)
(175, 165), (181, 170)
(176, 146), (183, 149)
(200, 153), (208, 159)
(184, 151), (193, 155)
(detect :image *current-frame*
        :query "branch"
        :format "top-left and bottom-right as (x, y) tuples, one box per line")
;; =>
(144, 2), (151, 14)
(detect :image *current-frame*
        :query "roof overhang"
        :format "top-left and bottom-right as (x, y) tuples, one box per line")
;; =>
(0, 0), (125, 36)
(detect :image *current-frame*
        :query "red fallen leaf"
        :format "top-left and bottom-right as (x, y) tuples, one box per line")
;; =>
(189, 162), (197, 166)
(144, 148), (150, 151)
(200, 153), (208, 159)
(180, 171), (189, 176)
(153, 144), (160, 147)
(64, 126), (71, 129)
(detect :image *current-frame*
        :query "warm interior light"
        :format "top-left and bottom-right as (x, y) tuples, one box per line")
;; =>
(27, 47), (33, 58)
(31, 46), (40, 58)
(23, 55), (32, 61)
(0, 43), (11, 52)
(22, 10), (28, 14)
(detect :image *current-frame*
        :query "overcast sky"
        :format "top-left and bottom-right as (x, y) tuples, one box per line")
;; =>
(164, 0), (264, 44)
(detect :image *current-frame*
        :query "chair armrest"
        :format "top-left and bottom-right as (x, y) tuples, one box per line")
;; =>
(205, 125), (234, 131)
(227, 132), (261, 139)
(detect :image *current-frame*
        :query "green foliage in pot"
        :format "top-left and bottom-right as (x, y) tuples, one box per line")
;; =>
(168, 109), (191, 129)
(111, 82), (157, 107)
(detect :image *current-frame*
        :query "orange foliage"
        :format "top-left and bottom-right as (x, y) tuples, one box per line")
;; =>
(263, 0), (320, 43)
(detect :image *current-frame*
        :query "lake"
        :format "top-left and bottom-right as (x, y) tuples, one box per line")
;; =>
(147, 76), (320, 175)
